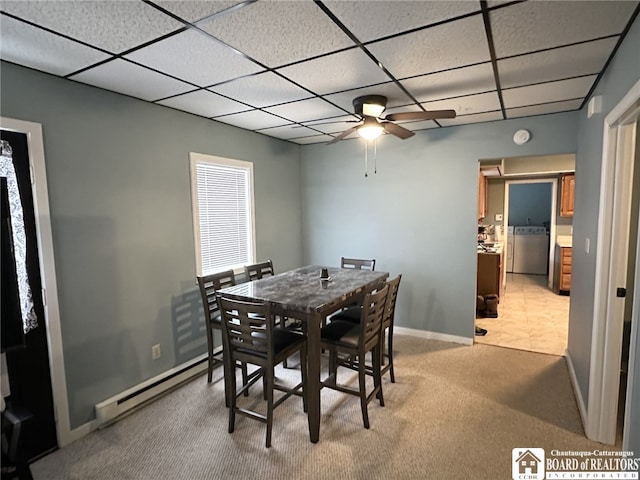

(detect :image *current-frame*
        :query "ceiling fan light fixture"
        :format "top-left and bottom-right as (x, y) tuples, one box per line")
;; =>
(358, 121), (384, 140)
(362, 102), (385, 118)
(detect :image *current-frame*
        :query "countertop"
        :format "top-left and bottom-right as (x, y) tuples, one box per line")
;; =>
(477, 242), (503, 255)
(557, 235), (573, 248)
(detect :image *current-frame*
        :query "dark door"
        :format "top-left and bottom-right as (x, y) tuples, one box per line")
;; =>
(1, 129), (57, 460)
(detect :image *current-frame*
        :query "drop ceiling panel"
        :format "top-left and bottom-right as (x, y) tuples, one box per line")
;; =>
(0, 1), (183, 54)
(422, 92), (502, 116)
(198, 1), (354, 68)
(439, 111), (503, 126)
(291, 134), (335, 145)
(70, 59), (193, 102)
(265, 98), (349, 124)
(324, 0), (481, 43)
(498, 37), (619, 89)
(256, 124), (317, 140)
(0, 15), (110, 77)
(209, 72), (312, 108)
(507, 99), (583, 119)
(400, 62), (497, 103)
(366, 14), (491, 79)
(125, 30), (263, 87)
(300, 115), (360, 134)
(154, 1), (242, 23)
(323, 83), (414, 113)
(214, 110), (287, 130)
(502, 75), (597, 109)
(491, 1), (638, 58)
(158, 90), (250, 118)
(276, 48), (391, 96)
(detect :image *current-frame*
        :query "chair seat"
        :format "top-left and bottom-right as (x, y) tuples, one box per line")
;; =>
(321, 320), (360, 348)
(329, 305), (361, 323)
(236, 328), (304, 358)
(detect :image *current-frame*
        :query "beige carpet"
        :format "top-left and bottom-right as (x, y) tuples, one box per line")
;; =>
(32, 335), (612, 479)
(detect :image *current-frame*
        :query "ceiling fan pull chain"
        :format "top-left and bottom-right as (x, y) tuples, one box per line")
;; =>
(364, 141), (368, 177)
(374, 138), (377, 174)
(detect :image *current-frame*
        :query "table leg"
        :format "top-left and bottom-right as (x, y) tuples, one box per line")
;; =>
(306, 313), (321, 443)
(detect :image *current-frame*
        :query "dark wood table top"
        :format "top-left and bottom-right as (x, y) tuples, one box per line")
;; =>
(217, 265), (388, 316)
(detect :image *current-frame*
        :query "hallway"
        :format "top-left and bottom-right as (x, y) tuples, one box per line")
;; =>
(475, 273), (569, 356)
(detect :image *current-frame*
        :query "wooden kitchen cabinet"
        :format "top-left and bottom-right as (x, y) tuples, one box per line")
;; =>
(560, 173), (575, 217)
(478, 171), (487, 220)
(554, 246), (572, 294)
(477, 252), (502, 297)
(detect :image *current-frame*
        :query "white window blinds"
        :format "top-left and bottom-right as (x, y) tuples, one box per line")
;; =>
(190, 153), (255, 276)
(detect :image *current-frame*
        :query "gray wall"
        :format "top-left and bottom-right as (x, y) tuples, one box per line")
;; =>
(0, 62), (303, 428)
(569, 16), (640, 412)
(301, 113), (578, 339)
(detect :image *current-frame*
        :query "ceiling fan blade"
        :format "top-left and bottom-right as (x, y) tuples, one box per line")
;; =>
(327, 125), (360, 145)
(383, 122), (415, 140)
(294, 119), (360, 128)
(384, 110), (457, 122)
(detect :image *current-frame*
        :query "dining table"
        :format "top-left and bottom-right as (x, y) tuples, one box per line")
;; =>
(217, 264), (389, 443)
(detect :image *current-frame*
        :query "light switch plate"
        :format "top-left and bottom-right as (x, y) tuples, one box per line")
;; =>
(495, 213), (503, 221)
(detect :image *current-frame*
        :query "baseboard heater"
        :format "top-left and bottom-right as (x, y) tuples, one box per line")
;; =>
(95, 352), (211, 428)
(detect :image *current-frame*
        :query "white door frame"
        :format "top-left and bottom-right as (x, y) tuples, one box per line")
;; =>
(588, 78), (640, 445)
(1, 117), (75, 447)
(503, 178), (558, 289)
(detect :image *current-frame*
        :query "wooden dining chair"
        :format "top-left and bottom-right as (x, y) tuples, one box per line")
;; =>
(218, 296), (307, 448)
(341, 257), (376, 271)
(244, 259), (275, 281)
(320, 284), (388, 429)
(197, 271), (260, 406)
(330, 275), (402, 383)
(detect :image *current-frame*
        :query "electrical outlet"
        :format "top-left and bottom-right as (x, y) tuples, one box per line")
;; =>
(152, 344), (161, 360)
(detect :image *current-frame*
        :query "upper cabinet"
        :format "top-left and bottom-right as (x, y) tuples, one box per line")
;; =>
(478, 171), (487, 220)
(560, 173), (575, 217)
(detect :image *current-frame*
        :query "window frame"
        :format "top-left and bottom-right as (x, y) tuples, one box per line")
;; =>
(189, 152), (256, 277)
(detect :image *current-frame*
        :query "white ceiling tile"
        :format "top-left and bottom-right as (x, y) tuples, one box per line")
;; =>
(277, 48), (391, 96)
(323, 83), (414, 113)
(422, 92), (502, 116)
(324, 1), (480, 43)
(214, 110), (288, 130)
(366, 14), (491, 79)
(400, 63), (496, 103)
(491, 1), (638, 58)
(125, 30), (263, 87)
(0, 14), (110, 77)
(301, 115), (361, 134)
(506, 99), (583, 119)
(291, 135), (335, 145)
(198, 1), (354, 68)
(209, 72), (312, 108)
(439, 111), (503, 126)
(69, 59), (193, 102)
(157, 90), (250, 118)
(154, 1), (242, 23)
(257, 124), (317, 140)
(498, 37), (618, 89)
(0, 1), (183, 54)
(264, 98), (347, 124)
(502, 75), (597, 109)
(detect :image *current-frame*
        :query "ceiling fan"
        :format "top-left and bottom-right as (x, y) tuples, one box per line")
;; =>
(327, 95), (456, 145)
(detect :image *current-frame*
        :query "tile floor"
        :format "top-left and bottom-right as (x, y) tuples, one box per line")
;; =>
(475, 273), (569, 356)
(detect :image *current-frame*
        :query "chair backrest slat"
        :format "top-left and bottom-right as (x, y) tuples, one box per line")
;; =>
(341, 257), (376, 271)
(360, 284), (388, 350)
(244, 260), (275, 281)
(197, 270), (236, 324)
(383, 275), (402, 329)
(218, 296), (272, 359)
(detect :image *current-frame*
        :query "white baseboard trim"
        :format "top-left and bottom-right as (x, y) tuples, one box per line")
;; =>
(394, 326), (474, 346)
(565, 350), (589, 437)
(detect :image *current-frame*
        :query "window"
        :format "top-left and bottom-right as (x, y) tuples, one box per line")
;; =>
(190, 152), (255, 276)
